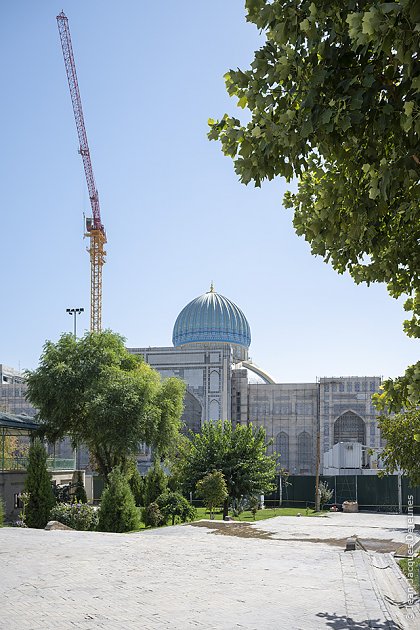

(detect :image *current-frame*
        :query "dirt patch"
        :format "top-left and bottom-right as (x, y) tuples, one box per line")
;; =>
(188, 522), (401, 552)
(190, 520), (274, 540)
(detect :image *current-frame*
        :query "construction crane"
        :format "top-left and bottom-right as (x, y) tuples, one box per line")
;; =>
(56, 11), (106, 333)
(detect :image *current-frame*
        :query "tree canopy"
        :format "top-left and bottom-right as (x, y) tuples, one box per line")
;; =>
(26, 331), (185, 479)
(209, 0), (420, 462)
(178, 420), (276, 518)
(376, 408), (420, 484)
(196, 470), (228, 519)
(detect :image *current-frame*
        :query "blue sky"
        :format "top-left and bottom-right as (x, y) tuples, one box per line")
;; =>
(0, 1), (417, 382)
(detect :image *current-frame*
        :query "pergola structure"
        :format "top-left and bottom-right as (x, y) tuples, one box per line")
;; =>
(0, 412), (75, 471)
(0, 411), (39, 471)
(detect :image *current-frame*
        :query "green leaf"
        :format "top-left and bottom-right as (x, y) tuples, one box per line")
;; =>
(238, 95), (248, 109)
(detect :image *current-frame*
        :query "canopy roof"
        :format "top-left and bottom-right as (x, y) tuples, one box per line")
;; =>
(0, 411), (39, 434)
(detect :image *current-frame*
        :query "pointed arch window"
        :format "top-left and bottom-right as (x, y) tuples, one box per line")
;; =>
(298, 431), (312, 466)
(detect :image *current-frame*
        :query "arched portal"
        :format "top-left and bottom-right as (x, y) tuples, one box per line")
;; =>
(334, 411), (365, 444)
(297, 431), (312, 473)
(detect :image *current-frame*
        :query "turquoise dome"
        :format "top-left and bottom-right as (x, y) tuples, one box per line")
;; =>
(173, 286), (251, 348)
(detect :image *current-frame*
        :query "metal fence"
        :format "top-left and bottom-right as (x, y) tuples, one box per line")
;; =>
(264, 475), (420, 513)
(1, 456), (76, 472)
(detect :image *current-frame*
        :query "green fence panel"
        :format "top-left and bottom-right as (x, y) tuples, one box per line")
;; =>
(265, 474), (420, 513)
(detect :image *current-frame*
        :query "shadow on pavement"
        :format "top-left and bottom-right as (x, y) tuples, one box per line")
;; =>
(316, 611), (402, 629)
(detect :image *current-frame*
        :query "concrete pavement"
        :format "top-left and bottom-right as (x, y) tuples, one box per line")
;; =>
(0, 512), (419, 629)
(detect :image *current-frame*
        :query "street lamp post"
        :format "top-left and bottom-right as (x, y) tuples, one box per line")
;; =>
(66, 307), (84, 339)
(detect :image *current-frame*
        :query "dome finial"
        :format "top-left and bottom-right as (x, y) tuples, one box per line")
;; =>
(209, 281), (214, 293)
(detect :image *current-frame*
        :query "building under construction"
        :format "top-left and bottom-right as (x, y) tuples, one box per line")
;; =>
(128, 286), (384, 476)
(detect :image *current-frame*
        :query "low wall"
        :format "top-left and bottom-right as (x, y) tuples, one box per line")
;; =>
(0, 470), (27, 521)
(0, 469), (84, 522)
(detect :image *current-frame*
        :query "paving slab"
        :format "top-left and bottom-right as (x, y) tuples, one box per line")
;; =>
(0, 513), (419, 629)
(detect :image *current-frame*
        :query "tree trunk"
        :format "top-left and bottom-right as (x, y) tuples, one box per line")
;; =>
(223, 498), (229, 520)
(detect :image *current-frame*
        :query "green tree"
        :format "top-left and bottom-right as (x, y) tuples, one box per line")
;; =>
(178, 420), (276, 519)
(209, 0), (420, 416)
(26, 331), (185, 480)
(376, 409), (420, 485)
(129, 467), (144, 507)
(196, 470), (228, 519)
(144, 462), (168, 506)
(318, 481), (334, 511)
(156, 491), (196, 526)
(248, 495), (260, 520)
(74, 471), (88, 504)
(97, 467), (141, 533)
(25, 438), (55, 528)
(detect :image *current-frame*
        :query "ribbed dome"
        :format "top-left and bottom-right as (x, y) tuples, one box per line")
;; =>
(173, 286), (251, 349)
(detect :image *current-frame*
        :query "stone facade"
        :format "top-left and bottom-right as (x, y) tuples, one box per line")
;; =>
(128, 346), (383, 476)
(128, 344), (233, 433)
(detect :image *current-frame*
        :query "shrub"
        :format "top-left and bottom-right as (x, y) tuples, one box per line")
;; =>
(156, 491), (196, 526)
(129, 468), (144, 507)
(143, 463), (167, 506)
(248, 495), (260, 520)
(97, 467), (141, 533)
(142, 502), (165, 528)
(25, 438), (55, 528)
(74, 471), (88, 504)
(318, 481), (334, 510)
(50, 502), (98, 531)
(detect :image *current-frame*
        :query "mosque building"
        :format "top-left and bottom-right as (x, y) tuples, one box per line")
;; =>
(128, 286), (384, 475)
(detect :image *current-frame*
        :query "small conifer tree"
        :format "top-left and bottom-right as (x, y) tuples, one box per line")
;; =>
(129, 468), (144, 507)
(143, 462), (167, 506)
(97, 467), (141, 532)
(25, 438), (55, 528)
(74, 471), (88, 503)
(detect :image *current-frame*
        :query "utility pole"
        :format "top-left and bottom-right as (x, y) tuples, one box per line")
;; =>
(66, 307), (84, 339)
(315, 379), (321, 511)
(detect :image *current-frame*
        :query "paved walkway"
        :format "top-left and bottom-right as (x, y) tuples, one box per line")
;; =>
(0, 513), (419, 629)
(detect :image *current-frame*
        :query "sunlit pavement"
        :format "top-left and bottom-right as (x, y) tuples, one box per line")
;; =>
(0, 512), (419, 629)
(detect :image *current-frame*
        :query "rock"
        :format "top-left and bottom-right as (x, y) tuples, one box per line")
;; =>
(342, 501), (358, 513)
(45, 520), (73, 531)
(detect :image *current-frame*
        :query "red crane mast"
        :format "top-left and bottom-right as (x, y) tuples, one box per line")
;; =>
(57, 11), (106, 332)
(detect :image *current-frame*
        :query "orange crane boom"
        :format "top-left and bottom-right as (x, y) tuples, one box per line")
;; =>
(57, 11), (106, 333)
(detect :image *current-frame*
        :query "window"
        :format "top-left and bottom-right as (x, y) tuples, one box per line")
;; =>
(276, 432), (289, 469)
(346, 382), (352, 393)
(298, 431), (312, 466)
